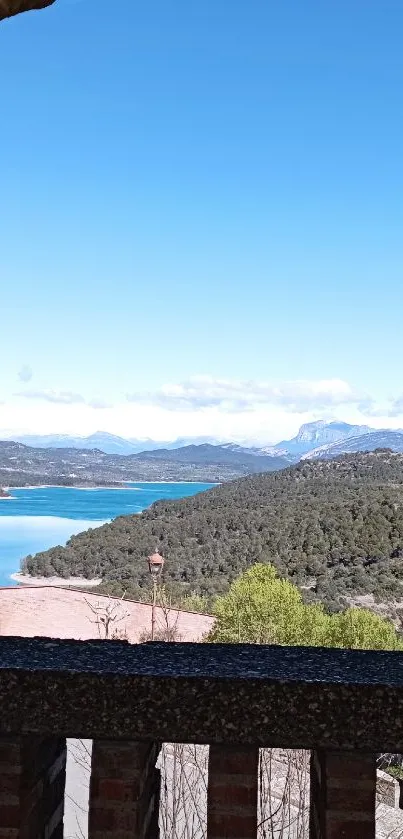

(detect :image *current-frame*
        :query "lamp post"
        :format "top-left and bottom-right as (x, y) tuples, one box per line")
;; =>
(147, 550), (165, 641)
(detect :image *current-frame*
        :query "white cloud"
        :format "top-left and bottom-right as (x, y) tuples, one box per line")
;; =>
(386, 396), (403, 418)
(15, 389), (85, 405)
(14, 391), (112, 410)
(18, 365), (33, 383)
(128, 376), (363, 413)
(89, 398), (112, 410)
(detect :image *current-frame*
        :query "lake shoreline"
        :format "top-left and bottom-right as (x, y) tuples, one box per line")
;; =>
(10, 572), (102, 588)
(7, 484), (136, 491)
(0, 482), (213, 588)
(6, 481), (215, 490)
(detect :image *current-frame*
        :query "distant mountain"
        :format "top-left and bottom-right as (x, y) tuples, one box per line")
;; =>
(13, 433), (84, 449)
(12, 432), (226, 455)
(84, 432), (152, 454)
(275, 420), (373, 457)
(12, 432), (164, 456)
(160, 436), (225, 449)
(303, 430), (403, 460)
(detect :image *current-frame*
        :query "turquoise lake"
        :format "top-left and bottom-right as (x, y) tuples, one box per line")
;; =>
(0, 483), (213, 586)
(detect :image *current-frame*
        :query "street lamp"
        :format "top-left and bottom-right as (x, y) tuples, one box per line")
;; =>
(147, 550), (165, 641)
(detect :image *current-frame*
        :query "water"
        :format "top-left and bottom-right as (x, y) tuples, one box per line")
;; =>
(0, 483), (213, 586)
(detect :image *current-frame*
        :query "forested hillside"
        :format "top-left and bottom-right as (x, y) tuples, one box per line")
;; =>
(22, 451), (403, 612)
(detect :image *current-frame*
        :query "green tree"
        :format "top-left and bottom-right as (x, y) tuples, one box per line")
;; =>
(329, 607), (403, 651)
(180, 593), (211, 613)
(209, 563), (330, 645)
(209, 563), (402, 651)
(299, 602), (332, 647)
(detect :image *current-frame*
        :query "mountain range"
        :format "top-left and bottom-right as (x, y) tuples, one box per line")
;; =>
(4, 421), (375, 457)
(8, 420), (403, 455)
(3, 421), (403, 484)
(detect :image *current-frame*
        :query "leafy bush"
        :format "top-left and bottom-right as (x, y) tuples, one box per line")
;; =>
(209, 564), (403, 651)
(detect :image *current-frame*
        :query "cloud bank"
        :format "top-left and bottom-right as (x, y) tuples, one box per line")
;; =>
(128, 376), (364, 413)
(2, 375), (402, 444)
(15, 390), (85, 405)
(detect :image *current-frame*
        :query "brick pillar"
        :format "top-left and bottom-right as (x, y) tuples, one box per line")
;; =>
(89, 740), (161, 839)
(310, 750), (376, 839)
(207, 745), (259, 839)
(0, 735), (66, 839)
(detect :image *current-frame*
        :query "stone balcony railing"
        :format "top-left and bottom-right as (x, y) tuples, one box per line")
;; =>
(0, 637), (402, 838)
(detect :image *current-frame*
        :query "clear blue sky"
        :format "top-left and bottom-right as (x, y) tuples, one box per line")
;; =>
(1, 0), (403, 441)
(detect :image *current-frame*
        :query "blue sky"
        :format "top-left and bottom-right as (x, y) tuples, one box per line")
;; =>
(1, 0), (403, 443)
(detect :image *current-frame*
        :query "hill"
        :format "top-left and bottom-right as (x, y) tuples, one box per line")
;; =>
(135, 443), (288, 471)
(22, 451), (403, 613)
(304, 430), (403, 460)
(0, 440), (288, 485)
